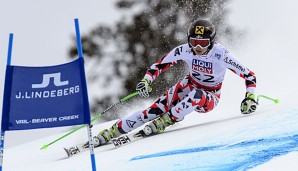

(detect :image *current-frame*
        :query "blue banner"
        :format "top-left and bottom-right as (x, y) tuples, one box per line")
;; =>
(1, 57), (90, 131)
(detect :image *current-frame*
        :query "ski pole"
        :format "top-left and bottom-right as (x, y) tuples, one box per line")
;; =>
(41, 92), (139, 150)
(257, 94), (279, 104)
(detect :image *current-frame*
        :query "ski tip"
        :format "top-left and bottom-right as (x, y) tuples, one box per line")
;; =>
(63, 146), (81, 158)
(63, 148), (71, 158)
(40, 144), (48, 150)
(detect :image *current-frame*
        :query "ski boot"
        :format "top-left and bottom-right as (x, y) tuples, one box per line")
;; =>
(138, 112), (176, 137)
(83, 124), (122, 148)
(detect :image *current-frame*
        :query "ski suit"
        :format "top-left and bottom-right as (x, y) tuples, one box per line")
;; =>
(116, 43), (256, 133)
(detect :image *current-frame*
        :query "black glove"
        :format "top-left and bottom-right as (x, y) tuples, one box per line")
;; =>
(136, 78), (152, 98)
(240, 92), (258, 114)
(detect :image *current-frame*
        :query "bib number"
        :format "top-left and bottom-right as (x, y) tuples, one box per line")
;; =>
(192, 71), (215, 83)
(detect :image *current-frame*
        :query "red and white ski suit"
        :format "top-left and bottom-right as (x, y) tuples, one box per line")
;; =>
(117, 43), (256, 133)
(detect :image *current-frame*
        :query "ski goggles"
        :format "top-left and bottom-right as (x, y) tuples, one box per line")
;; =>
(189, 38), (210, 49)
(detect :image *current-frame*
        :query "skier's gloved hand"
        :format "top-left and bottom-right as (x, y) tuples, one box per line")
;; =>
(136, 78), (152, 98)
(240, 92), (258, 114)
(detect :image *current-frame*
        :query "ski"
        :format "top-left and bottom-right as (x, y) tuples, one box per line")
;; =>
(111, 120), (182, 148)
(63, 129), (146, 157)
(64, 123), (181, 157)
(111, 129), (146, 148)
(64, 144), (87, 158)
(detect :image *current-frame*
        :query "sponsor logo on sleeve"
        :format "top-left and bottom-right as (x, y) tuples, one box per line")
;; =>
(224, 57), (245, 72)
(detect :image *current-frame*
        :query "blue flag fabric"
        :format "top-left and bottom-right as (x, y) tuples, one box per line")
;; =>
(1, 58), (91, 131)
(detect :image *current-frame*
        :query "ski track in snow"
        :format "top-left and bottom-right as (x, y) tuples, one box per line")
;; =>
(4, 103), (298, 171)
(130, 134), (298, 170)
(2, 0), (298, 170)
(128, 107), (298, 170)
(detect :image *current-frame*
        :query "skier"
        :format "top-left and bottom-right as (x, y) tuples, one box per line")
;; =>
(86, 19), (257, 148)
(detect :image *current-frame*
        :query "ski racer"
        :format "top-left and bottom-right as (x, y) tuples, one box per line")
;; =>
(86, 19), (257, 148)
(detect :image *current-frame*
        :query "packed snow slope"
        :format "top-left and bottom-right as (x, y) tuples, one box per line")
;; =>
(3, 0), (298, 170)
(3, 94), (298, 171)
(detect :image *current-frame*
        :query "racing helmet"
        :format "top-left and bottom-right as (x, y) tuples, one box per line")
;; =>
(187, 19), (216, 49)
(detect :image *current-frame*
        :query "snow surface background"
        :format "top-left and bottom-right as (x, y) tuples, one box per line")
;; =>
(1, 0), (298, 170)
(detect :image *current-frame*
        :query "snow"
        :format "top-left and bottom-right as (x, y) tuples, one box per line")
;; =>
(2, 0), (298, 170)
(3, 99), (298, 171)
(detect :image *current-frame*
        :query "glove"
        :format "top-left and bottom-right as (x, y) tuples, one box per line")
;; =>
(240, 92), (258, 114)
(136, 78), (152, 98)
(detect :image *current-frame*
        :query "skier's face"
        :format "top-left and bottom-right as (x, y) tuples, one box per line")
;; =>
(192, 46), (209, 55)
(189, 37), (210, 55)
(189, 38), (210, 49)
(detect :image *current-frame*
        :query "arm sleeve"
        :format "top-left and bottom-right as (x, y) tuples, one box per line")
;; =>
(224, 52), (257, 94)
(144, 46), (182, 82)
